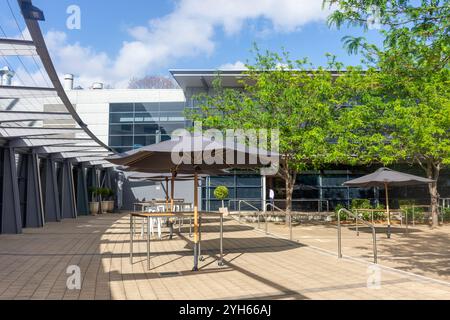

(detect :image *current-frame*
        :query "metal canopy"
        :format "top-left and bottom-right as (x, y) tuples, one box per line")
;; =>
(0, 0), (117, 235)
(0, 0), (114, 166)
(0, 38), (37, 56)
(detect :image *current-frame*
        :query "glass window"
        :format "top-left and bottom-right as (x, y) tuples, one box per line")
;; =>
(110, 113), (134, 123)
(322, 174), (349, 187)
(159, 122), (185, 134)
(161, 135), (172, 142)
(210, 176), (235, 187)
(236, 175), (262, 187)
(110, 103), (133, 112)
(134, 124), (159, 135)
(160, 102), (185, 112)
(135, 103), (160, 112)
(110, 124), (133, 135)
(134, 112), (159, 123)
(236, 187), (261, 199)
(110, 136), (133, 146)
(113, 147), (132, 153)
(134, 135), (156, 146)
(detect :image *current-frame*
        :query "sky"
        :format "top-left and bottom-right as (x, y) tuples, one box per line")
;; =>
(0, 0), (384, 88)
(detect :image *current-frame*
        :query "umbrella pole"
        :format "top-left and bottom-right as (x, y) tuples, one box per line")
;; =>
(193, 172), (199, 271)
(165, 177), (169, 212)
(385, 182), (391, 239)
(169, 173), (175, 240)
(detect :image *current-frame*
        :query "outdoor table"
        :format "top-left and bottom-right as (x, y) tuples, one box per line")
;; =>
(129, 211), (224, 270)
(133, 201), (154, 212)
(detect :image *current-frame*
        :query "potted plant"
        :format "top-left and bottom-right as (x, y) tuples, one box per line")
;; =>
(88, 187), (99, 215)
(105, 188), (115, 212)
(98, 188), (110, 214)
(214, 186), (229, 215)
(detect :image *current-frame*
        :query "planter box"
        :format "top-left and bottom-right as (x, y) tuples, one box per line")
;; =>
(89, 202), (99, 216)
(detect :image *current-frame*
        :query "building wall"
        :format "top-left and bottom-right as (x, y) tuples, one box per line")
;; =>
(65, 88), (195, 209)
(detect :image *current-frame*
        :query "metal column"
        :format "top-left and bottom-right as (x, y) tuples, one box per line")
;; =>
(76, 163), (89, 216)
(60, 160), (77, 219)
(43, 157), (61, 222)
(21, 153), (44, 228)
(1, 147), (22, 234)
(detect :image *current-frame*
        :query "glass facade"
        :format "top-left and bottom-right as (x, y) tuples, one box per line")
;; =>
(109, 102), (190, 153)
(202, 174), (263, 211)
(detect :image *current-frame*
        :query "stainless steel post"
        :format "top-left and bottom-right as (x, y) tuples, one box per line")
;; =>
(337, 210), (342, 259)
(147, 217), (150, 270)
(289, 212), (293, 241)
(372, 227), (378, 264)
(265, 214), (268, 234)
(130, 214), (133, 264)
(219, 214), (224, 266)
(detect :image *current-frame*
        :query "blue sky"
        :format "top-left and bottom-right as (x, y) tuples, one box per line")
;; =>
(1, 0), (384, 88)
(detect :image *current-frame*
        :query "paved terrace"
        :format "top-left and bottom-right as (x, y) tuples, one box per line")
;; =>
(1, 213), (450, 300)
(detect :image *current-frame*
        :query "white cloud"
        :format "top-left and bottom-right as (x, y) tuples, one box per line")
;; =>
(41, 0), (329, 88)
(218, 61), (248, 70)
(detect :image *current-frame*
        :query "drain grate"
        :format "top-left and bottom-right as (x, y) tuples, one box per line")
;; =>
(159, 272), (182, 278)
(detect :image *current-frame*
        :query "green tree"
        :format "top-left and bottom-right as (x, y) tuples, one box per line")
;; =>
(189, 48), (346, 214)
(325, 0), (450, 227)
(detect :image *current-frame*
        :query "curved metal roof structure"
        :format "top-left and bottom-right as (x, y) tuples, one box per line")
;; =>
(0, 0), (114, 167)
(0, 0), (120, 234)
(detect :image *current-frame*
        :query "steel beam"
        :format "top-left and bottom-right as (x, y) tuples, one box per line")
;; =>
(42, 157), (61, 222)
(1, 148), (22, 234)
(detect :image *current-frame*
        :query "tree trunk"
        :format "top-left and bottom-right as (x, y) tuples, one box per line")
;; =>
(285, 173), (295, 226)
(426, 160), (440, 228)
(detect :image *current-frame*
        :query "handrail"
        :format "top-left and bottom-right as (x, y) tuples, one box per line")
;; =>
(337, 208), (378, 264)
(265, 202), (284, 212)
(238, 200), (261, 227)
(268, 199), (330, 212)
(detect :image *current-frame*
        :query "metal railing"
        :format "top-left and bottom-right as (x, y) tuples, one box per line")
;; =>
(238, 200), (261, 227)
(265, 203), (293, 238)
(337, 208), (378, 264)
(269, 199), (330, 213)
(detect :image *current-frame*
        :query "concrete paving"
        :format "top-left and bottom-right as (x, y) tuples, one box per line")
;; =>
(1, 213), (450, 300)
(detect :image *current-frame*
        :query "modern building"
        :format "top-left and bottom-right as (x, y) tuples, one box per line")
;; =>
(59, 70), (450, 212)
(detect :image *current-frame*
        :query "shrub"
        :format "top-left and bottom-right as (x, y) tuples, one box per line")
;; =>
(401, 206), (425, 222)
(214, 186), (229, 200)
(442, 207), (450, 222)
(214, 186), (229, 208)
(334, 204), (348, 220)
(351, 199), (372, 210)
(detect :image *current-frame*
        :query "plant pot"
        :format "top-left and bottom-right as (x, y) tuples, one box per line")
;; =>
(89, 202), (99, 215)
(103, 200), (114, 213)
(219, 207), (229, 216)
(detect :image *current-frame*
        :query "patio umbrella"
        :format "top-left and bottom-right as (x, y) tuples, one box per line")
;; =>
(106, 134), (277, 271)
(343, 167), (434, 238)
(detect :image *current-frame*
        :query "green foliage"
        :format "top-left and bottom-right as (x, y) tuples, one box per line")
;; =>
(351, 199), (372, 210)
(325, 0), (450, 227)
(213, 186), (229, 200)
(442, 207), (450, 222)
(334, 204), (348, 220)
(88, 187), (99, 197)
(188, 46), (354, 209)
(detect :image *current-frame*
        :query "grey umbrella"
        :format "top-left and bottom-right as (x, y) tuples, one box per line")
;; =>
(343, 167), (434, 237)
(106, 134), (278, 270)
